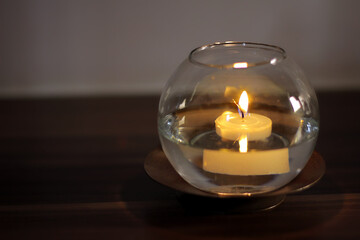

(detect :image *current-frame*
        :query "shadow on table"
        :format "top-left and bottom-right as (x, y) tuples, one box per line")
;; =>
(120, 168), (345, 238)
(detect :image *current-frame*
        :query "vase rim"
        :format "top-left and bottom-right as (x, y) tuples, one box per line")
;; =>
(189, 41), (287, 69)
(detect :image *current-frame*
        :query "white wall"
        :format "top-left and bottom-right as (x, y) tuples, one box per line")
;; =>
(0, 0), (359, 97)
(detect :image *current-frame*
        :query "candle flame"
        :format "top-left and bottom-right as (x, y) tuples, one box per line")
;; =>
(239, 135), (248, 153)
(239, 91), (248, 114)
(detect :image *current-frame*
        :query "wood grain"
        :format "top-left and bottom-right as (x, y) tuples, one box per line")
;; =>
(0, 92), (359, 239)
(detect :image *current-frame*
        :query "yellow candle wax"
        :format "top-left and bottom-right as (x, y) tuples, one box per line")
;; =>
(216, 90), (271, 141)
(215, 111), (272, 141)
(203, 90), (289, 175)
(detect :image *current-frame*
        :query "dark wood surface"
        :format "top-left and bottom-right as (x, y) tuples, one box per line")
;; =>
(0, 91), (359, 239)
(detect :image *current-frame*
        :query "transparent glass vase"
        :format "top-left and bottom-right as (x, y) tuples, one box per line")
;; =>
(158, 42), (319, 196)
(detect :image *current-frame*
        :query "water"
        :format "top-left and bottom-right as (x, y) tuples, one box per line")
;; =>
(158, 108), (319, 196)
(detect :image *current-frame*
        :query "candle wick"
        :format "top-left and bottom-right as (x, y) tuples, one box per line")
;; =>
(232, 99), (240, 108)
(233, 99), (245, 119)
(237, 107), (245, 119)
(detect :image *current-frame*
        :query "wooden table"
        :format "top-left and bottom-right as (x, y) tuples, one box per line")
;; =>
(0, 91), (359, 239)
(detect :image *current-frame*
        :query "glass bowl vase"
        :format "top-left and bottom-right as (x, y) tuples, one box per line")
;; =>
(158, 42), (319, 196)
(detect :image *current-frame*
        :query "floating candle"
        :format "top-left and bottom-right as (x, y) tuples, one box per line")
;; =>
(215, 91), (272, 141)
(203, 90), (289, 175)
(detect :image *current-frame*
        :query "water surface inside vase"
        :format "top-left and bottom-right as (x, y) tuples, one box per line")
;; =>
(158, 105), (319, 195)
